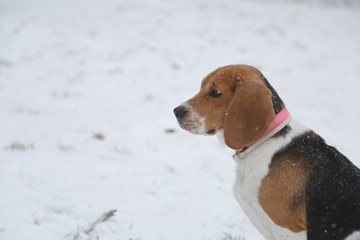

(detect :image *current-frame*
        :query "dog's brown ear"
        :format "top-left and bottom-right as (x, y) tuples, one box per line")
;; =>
(224, 80), (275, 150)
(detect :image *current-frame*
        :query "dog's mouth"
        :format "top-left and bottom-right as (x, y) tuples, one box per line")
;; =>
(176, 120), (193, 132)
(177, 119), (217, 136)
(206, 129), (217, 135)
(177, 120), (185, 130)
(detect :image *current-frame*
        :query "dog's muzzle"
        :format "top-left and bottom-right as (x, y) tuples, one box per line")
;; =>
(173, 106), (187, 121)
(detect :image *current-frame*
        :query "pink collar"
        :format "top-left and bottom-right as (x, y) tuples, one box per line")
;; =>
(265, 107), (290, 136)
(236, 107), (291, 156)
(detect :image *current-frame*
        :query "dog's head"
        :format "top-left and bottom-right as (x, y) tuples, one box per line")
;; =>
(174, 65), (283, 150)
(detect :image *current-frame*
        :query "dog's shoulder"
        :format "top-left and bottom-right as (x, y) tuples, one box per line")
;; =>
(259, 127), (360, 239)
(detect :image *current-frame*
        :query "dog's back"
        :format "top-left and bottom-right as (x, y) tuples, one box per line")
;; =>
(301, 132), (360, 239)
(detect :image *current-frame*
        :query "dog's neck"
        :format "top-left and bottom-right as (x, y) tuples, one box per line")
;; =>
(218, 108), (291, 158)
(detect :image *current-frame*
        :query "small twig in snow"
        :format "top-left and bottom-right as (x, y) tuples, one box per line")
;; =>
(84, 209), (117, 234)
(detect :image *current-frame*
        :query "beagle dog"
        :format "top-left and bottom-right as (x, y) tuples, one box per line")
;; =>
(173, 65), (360, 240)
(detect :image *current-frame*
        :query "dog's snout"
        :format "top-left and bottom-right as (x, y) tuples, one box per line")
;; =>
(173, 106), (187, 120)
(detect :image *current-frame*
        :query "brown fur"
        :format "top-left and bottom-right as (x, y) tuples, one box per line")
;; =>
(258, 147), (311, 232)
(187, 65), (275, 150)
(224, 80), (275, 150)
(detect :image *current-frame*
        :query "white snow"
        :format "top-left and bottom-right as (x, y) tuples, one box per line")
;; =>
(0, 0), (360, 239)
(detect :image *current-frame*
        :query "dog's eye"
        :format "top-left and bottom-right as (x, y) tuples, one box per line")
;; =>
(209, 89), (222, 98)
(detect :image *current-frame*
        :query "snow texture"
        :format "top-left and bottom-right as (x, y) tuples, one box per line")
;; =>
(0, 0), (360, 239)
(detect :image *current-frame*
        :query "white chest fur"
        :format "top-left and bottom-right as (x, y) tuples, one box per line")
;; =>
(232, 120), (308, 240)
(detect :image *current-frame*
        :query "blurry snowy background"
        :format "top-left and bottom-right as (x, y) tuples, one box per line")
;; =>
(1, 0), (360, 239)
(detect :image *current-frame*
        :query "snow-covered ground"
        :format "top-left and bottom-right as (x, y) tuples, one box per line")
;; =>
(1, 0), (360, 239)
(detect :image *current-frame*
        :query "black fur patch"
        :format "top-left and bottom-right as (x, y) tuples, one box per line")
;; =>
(262, 76), (285, 114)
(273, 125), (291, 138)
(262, 75), (290, 138)
(275, 131), (360, 240)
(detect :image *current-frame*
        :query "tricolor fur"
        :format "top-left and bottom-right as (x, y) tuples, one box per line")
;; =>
(174, 65), (360, 240)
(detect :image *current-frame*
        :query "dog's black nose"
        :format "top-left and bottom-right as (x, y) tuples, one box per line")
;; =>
(173, 106), (187, 120)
